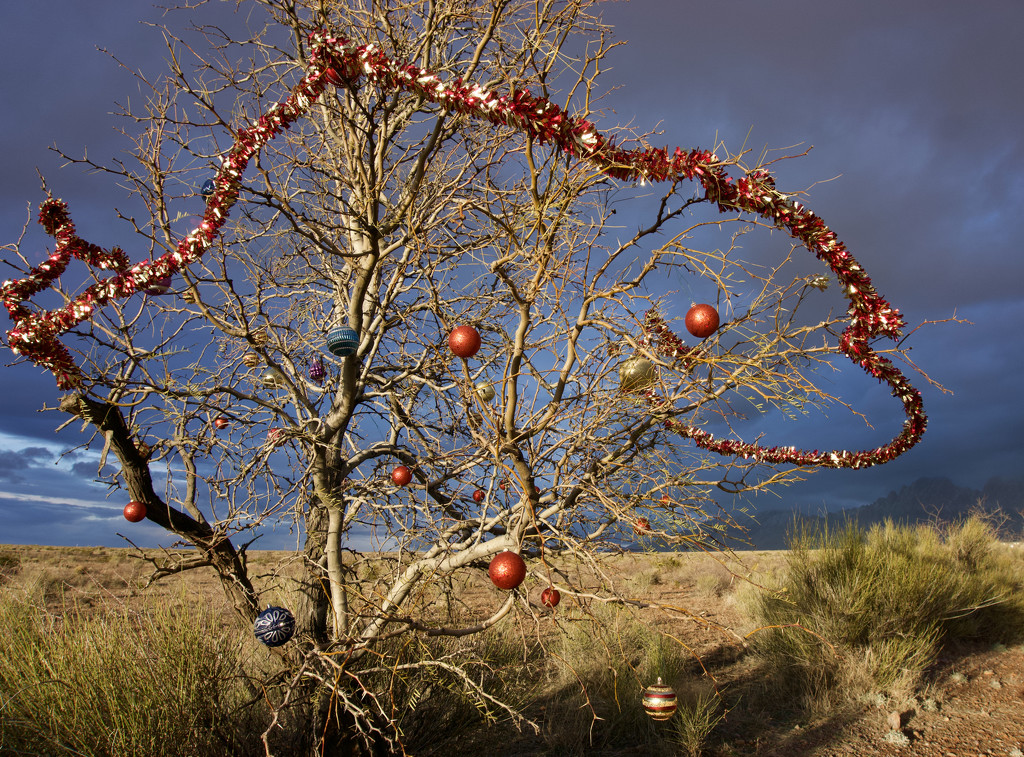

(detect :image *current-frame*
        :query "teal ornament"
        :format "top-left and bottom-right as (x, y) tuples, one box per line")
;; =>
(200, 178), (216, 198)
(254, 606), (295, 647)
(326, 326), (359, 357)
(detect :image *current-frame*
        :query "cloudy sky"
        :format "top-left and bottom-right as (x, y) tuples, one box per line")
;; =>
(1, 1), (1022, 548)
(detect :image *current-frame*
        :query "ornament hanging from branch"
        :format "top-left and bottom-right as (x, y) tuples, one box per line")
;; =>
(0, 30), (925, 470)
(123, 501), (147, 523)
(488, 551), (526, 590)
(642, 678), (678, 721)
(684, 303), (720, 339)
(253, 605), (296, 647)
(448, 325), (481, 359)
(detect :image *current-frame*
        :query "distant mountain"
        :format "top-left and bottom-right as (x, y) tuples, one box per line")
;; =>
(732, 475), (1024, 550)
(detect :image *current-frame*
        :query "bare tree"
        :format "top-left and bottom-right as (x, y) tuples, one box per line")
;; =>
(1, 0), (936, 753)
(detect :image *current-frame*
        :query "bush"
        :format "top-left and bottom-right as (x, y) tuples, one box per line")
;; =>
(0, 590), (263, 756)
(745, 515), (1024, 708)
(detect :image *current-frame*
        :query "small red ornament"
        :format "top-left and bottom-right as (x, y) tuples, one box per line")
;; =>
(473, 489), (485, 503)
(660, 493), (671, 504)
(540, 587), (561, 608)
(214, 417), (229, 430)
(391, 465), (413, 486)
(498, 480), (508, 491)
(634, 517), (651, 534)
(642, 677), (678, 720)
(448, 325), (481, 358)
(322, 67), (345, 86)
(685, 303), (720, 339)
(123, 501), (147, 522)
(488, 551), (527, 590)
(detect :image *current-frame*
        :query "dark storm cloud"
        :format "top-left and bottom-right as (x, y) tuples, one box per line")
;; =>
(1, 0), (1022, 545)
(0, 446), (52, 482)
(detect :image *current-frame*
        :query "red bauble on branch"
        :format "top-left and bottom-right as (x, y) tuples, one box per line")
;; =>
(213, 417), (229, 430)
(634, 517), (651, 534)
(123, 501), (147, 523)
(685, 304), (720, 339)
(473, 489), (485, 503)
(540, 587), (561, 608)
(448, 325), (481, 358)
(488, 551), (527, 590)
(391, 465), (413, 486)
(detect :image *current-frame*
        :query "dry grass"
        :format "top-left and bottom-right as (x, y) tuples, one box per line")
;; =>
(2, 522), (1021, 756)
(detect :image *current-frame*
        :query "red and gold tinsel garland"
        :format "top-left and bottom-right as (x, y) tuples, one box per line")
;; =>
(0, 31), (925, 468)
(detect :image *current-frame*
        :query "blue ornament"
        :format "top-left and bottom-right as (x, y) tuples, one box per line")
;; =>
(254, 605), (295, 647)
(200, 178), (216, 198)
(326, 326), (359, 357)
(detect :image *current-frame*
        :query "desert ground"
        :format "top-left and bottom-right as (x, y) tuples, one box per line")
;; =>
(1, 542), (1022, 756)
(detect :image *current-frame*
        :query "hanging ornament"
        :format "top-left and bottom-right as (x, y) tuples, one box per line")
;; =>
(242, 353), (261, 369)
(309, 360), (326, 383)
(322, 67), (345, 87)
(473, 489), (485, 503)
(475, 381), (495, 402)
(200, 178), (216, 198)
(498, 479), (509, 491)
(642, 678), (678, 721)
(251, 327), (268, 346)
(685, 304), (720, 339)
(448, 325), (481, 359)
(619, 357), (656, 392)
(214, 417), (229, 430)
(144, 276), (173, 296)
(326, 325), (359, 357)
(266, 428), (285, 445)
(634, 517), (651, 534)
(488, 551), (527, 590)
(253, 605), (296, 647)
(262, 367), (286, 387)
(540, 587), (561, 608)
(391, 465), (412, 486)
(123, 501), (147, 522)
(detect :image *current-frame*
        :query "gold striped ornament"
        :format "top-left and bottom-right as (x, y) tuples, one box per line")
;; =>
(642, 677), (678, 721)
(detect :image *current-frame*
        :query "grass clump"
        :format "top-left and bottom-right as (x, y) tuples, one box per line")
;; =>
(745, 515), (1024, 709)
(0, 589), (263, 756)
(542, 602), (713, 755)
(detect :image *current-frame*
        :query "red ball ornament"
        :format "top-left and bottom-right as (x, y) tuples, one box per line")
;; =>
(540, 587), (561, 608)
(685, 303), (720, 339)
(473, 489), (485, 503)
(391, 465), (413, 486)
(634, 517), (651, 534)
(642, 677), (678, 721)
(448, 325), (481, 359)
(214, 417), (229, 430)
(123, 501), (147, 523)
(322, 67), (345, 86)
(488, 551), (527, 590)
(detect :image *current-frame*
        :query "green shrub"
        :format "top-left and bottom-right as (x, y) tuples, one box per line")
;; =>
(0, 591), (263, 756)
(745, 516), (1024, 707)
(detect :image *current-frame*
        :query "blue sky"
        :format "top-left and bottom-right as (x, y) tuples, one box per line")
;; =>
(2, 1), (1022, 547)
